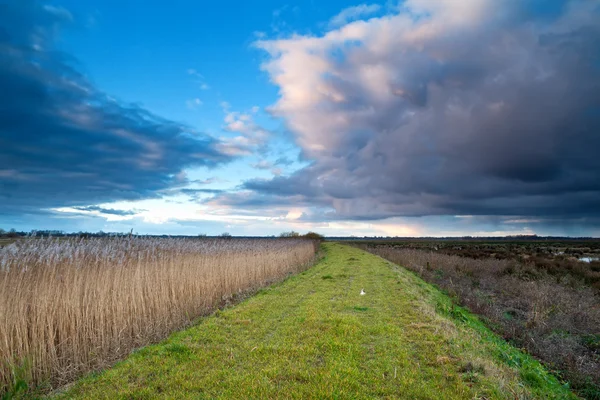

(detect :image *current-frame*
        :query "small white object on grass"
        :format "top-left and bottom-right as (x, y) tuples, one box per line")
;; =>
(360, 289), (365, 296)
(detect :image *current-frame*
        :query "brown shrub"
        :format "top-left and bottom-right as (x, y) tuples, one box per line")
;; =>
(365, 246), (600, 398)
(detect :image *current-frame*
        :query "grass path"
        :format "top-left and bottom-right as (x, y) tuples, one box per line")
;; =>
(55, 243), (575, 399)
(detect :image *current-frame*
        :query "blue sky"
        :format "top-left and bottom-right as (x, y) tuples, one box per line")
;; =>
(1, 0), (599, 237)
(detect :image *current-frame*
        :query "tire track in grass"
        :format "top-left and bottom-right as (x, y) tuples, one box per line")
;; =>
(54, 243), (577, 399)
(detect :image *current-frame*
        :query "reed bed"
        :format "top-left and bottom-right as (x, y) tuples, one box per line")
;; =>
(0, 237), (317, 394)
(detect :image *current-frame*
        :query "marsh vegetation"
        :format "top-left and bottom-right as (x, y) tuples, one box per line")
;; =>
(359, 240), (600, 398)
(0, 237), (317, 395)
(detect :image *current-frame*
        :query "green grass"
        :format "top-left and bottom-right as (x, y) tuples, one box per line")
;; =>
(53, 243), (576, 399)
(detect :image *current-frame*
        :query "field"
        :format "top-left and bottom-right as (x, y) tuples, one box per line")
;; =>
(356, 240), (600, 398)
(55, 243), (573, 399)
(351, 239), (600, 290)
(0, 238), (18, 247)
(0, 237), (317, 396)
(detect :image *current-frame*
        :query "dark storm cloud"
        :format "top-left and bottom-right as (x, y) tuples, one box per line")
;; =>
(0, 1), (232, 214)
(227, 0), (600, 221)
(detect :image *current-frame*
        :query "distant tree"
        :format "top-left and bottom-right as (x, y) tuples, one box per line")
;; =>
(220, 232), (232, 239)
(197, 233), (207, 238)
(303, 232), (324, 241)
(7, 228), (18, 238)
(279, 231), (300, 238)
(0, 228), (5, 236)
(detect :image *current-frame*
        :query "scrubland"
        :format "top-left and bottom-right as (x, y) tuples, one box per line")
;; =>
(0, 237), (316, 395)
(364, 244), (600, 399)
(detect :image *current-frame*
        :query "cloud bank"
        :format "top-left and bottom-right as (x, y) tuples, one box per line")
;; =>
(0, 1), (232, 214)
(235, 0), (600, 223)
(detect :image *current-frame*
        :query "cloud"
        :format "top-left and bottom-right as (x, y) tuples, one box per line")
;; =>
(270, 5), (301, 34)
(186, 98), (203, 109)
(0, 1), (233, 214)
(217, 108), (271, 155)
(250, 156), (295, 176)
(328, 4), (381, 27)
(251, 160), (274, 170)
(71, 206), (142, 216)
(274, 156), (294, 166)
(246, 0), (600, 222)
(178, 188), (224, 202)
(42, 5), (73, 21)
(187, 68), (210, 90)
(191, 177), (224, 185)
(180, 188), (224, 195)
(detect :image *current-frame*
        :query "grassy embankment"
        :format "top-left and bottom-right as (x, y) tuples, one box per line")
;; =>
(55, 243), (575, 399)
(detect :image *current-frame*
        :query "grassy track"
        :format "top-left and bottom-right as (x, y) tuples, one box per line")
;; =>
(55, 243), (575, 399)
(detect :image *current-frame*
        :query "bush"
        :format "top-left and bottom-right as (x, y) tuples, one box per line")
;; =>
(303, 232), (324, 241)
(302, 232), (324, 252)
(279, 231), (300, 238)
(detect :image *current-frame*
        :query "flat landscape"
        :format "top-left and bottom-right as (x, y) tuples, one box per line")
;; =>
(53, 243), (573, 399)
(3, 0), (600, 398)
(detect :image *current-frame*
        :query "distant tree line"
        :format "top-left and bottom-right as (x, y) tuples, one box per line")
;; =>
(0, 229), (326, 241)
(0, 228), (20, 238)
(0, 229), (136, 239)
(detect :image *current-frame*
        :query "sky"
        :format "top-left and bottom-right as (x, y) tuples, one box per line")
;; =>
(0, 0), (599, 237)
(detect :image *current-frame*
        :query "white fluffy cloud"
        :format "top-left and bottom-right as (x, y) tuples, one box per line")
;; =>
(216, 108), (271, 156)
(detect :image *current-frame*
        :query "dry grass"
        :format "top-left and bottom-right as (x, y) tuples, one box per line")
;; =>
(0, 237), (317, 395)
(364, 246), (600, 399)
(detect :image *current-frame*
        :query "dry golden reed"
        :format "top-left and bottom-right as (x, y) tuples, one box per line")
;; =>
(0, 237), (316, 393)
